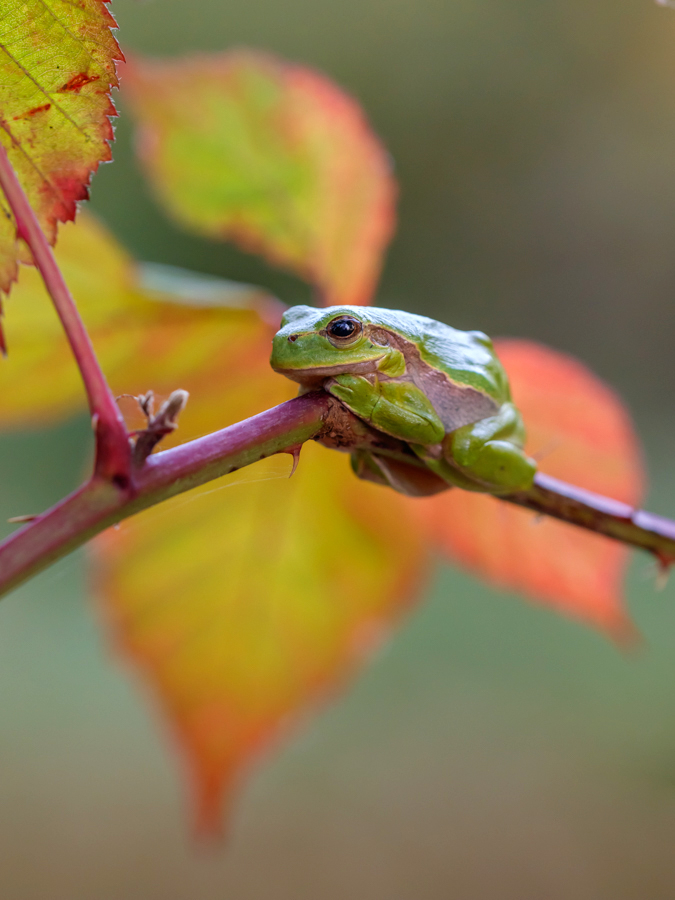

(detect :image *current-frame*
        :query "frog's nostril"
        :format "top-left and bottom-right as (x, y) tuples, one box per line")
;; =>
(288, 334), (298, 342)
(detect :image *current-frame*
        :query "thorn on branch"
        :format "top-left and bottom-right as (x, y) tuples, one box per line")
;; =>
(655, 549), (673, 591)
(128, 389), (190, 466)
(287, 444), (302, 477)
(0, 300), (6, 358)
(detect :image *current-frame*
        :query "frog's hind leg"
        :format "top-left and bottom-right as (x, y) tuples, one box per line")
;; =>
(350, 450), (450, 497)
(414, 402), (536, 494)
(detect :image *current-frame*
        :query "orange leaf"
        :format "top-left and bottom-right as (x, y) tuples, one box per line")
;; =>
(123, 50), (396, 306)
(0, 214), (282, 430)
(0, 215), (427, 833)
(0, 0), (123, 292)
(93, 368), (426, 835)
(417, 340), (645, 637)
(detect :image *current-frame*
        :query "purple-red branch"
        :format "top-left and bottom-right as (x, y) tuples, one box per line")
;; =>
(0, 391), (673, 601)
(0, 143), (132, 486)
(0, 393), (332, 597)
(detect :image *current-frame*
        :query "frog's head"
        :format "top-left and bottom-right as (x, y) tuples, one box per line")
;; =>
(271, 305), (389, 386)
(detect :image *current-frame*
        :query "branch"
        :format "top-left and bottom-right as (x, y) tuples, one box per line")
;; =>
(505, 474), (675, 567)
(0, 393), (332, 598)
(0, 391), (673, 601)
(0, 144), (132, 486)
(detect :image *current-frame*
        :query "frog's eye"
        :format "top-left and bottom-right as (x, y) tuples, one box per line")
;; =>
(326, 315), (362, 346)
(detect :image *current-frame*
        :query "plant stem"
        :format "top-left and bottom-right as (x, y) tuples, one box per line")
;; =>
(0, 393), (332, 598)
(0, 391), (673, 601)
(0, 144), (132, 486)
(505, 473), (675, 566)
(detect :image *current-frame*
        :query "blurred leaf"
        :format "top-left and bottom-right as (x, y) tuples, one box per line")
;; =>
(0, 0), (123, 292)
(123, 50), (396, 306)
(94, 443), (425, 833)
(419, 340), (645, 637)
(0, 215), (426, 833)
(88, 297), (426, 832)
(0, 213), (282, 430)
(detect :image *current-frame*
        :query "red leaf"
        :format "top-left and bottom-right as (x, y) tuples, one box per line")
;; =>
(123, 50), (396, 306)
(417, 340), (645, 637)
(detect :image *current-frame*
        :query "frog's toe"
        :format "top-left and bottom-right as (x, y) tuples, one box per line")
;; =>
(452, 439), (537, 493)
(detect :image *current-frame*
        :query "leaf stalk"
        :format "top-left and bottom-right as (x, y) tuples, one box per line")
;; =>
(0, 143), (132, 486)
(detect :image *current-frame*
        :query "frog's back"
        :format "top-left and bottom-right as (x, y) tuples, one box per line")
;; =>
(368, 307), (510, 402)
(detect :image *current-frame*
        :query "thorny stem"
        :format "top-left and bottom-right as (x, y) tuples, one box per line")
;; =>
(0, 143), (132, 486)
(0, 391), (673, 601)
(0, 393), (332, 597)
(505, 474), (675, 566)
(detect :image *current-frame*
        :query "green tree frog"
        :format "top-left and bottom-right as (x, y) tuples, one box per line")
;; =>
(270, 305), (536, 497)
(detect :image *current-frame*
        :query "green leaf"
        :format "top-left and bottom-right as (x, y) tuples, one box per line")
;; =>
(0, 0), (123, 292)
(124, 50), (396, 306)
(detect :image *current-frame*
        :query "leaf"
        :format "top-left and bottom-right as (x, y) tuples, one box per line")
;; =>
(0, 213), (280, 430)
(419, 340), (645, 637)
(94, 443), (425, 833)
(0, 0), (123, 292)
(0, 215), (426, 833)
(88, 310), (426, 833)
(123, 50), (396, 307)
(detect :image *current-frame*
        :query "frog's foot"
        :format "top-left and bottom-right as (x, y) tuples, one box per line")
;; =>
(350, 450), (450, 497)
(412, 401), (536, 494)
(444, 401), (536, 493)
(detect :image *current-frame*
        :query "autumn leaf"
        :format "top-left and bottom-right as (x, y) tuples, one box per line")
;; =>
(94, 444), (425, 833)
(0, 213), (279, 431)
(122, 50), (396, 307)
(0, 0), (123, 293)
(0, 214), (427, 832)
(419, 340), (645, 637)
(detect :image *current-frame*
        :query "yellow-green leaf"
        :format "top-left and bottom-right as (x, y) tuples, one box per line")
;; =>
(123, 50), (396, 307)
(0, 215), (427, 835)
(0, 0), (122, 292)
(94, 442), (426, 833)
(0, 213), (278, 430)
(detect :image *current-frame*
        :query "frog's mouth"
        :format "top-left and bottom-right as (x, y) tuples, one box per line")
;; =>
(271, 357), (384, 386)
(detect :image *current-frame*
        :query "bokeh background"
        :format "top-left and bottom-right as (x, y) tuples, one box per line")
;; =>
(1, 0), (675, 896)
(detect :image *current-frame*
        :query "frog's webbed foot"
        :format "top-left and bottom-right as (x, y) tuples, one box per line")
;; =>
(415, 402), (536, 494)
(350, 450), (450, 497)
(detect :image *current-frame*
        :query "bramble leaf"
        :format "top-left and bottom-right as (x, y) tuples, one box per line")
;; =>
(419, 340), (645, 637)
(0, 215), (426, 833)
(94, 443), (425, 834)
(0, 214), (278, 428)
(123, 50), (396, 306)
(0, 0), (123, 293)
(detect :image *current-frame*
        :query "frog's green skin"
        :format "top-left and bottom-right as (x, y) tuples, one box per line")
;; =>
(270, 305), (536, 497)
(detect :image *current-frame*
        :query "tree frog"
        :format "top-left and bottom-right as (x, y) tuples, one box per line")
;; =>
(270, 305), (536, 497)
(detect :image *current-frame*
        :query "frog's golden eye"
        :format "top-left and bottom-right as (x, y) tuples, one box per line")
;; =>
(326, 315), (362, 345)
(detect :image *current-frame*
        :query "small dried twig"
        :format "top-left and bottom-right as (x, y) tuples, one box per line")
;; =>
(130, 389), (190, 465)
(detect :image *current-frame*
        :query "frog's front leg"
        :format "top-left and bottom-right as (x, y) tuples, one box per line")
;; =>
(327, 374), (445, 445)
(414, 402), (536, 494)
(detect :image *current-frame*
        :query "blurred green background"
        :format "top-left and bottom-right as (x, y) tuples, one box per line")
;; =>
(2, 0), (675, 896)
